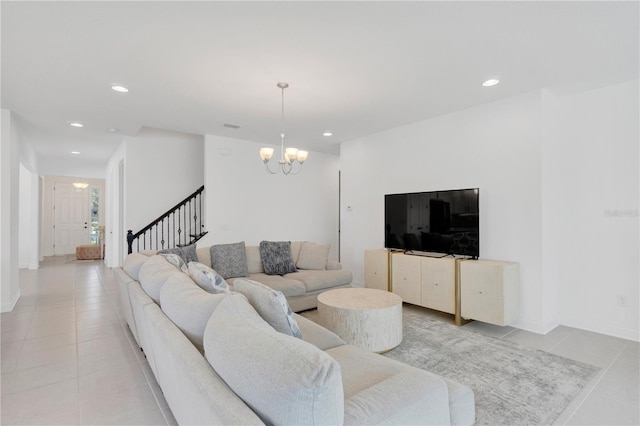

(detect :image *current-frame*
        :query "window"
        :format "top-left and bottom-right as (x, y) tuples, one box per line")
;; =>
(90, 188), (100, 244)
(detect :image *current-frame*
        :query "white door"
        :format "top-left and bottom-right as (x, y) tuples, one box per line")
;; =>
(54, 182), (90, 255)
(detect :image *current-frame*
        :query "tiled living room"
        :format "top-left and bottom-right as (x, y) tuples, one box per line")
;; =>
(1, 1), (638, 425)
(2, 255), (638, 425)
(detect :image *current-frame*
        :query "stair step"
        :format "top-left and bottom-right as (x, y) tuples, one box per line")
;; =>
(177, 231), (209, 247)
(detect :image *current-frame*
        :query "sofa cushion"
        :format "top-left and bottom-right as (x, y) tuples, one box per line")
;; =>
(290, 241), (303, 264)
(245, 245), (264, 274)
(138, 255), (180, 304)
(210, 242), (249, 279)
(160, 253), (189, 274)
(158, 243), (198, 264)
(296, 242), (330, 270)
(259, 241), (297, 275)
(203, 295), (344, 426)
(327, 344), (453, 425)
(294, 314), (345, 351)
(196, 246), (212, 267)
(230, 273), (306, 297)
(284, 269), (353, 292)
(232, 278), (302, 338)
(187, 262), (230, 294)
(123, 252), (149, 281)
(160, 273), (228, 353)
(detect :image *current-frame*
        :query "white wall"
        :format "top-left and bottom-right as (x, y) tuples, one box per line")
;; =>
(340, 80), (639, 340)
(105, 128), (204, 266)
(200, 135), (340, 259)
(18, 164), (40, 269)
(37, 157), (106, 179)
(19, 141), (41, 269)
(543, 80), (639, 341)
(341, 91), (544, 331)
(125, 128), (204, 234)
(1, 109), (22, 311)
(104, 142), (125, 268)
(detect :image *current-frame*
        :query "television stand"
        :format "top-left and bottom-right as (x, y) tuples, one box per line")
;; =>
(365, 250), (520, 327)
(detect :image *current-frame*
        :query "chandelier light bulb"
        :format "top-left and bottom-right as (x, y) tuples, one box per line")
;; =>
(260, 147), (274, 162)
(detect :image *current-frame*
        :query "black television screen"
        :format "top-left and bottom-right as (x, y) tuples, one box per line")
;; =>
(385, 188), (479, 257)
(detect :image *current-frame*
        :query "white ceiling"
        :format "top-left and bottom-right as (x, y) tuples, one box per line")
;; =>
(2, 1), (638, 169)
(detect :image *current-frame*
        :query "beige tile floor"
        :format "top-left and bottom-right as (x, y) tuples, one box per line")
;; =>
(1, 256), (638, 425)
(1, 256), (176, 425)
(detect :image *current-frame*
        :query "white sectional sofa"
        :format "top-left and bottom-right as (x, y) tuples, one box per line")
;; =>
(114, 250), (476, 425)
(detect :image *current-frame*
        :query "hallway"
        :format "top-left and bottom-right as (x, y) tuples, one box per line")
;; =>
(1, 256), (174, 425)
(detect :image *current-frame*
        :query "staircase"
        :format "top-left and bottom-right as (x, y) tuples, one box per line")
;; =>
(127, 185), (207, 254)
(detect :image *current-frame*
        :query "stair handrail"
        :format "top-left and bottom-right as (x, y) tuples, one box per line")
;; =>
(127, 185), (205, 254)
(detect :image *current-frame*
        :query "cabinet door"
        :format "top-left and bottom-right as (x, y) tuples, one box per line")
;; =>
(460, 261), (505, 325)
(421, 257), (455, 314)
(391, 254), (421, 304)
(365, 249), (389, 291)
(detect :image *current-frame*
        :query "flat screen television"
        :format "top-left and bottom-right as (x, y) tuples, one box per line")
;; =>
(385, 188), (479, 258)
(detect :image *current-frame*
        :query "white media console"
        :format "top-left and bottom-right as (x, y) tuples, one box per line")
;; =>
(364, 249), (520, 326)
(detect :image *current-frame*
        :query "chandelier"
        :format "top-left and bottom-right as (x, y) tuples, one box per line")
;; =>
(259, 82), (308, 175)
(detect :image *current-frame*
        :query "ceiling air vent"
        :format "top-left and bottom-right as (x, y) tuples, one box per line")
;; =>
(223, 123), (240, 129)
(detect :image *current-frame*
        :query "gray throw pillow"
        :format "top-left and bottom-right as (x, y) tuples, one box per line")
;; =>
(233, 278), (302, 338)
(259, 241), (297, 275)
(158, 243), (198, 264)
(210, 241), (249, 279)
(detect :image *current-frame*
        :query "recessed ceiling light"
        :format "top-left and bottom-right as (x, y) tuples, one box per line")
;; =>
(482, 79), (500, 87)
(109, 128), (120, 133)
(111, 85), (129, 93)
(323, 132), (333, 137)
(71, 151), (80, 155)
(69, 122), (84, 128)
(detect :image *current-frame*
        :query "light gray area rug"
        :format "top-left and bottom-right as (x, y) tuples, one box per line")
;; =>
(382, 309), (600, 425)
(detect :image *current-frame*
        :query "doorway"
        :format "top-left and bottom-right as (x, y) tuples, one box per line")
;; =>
(53, 182), (91, 255)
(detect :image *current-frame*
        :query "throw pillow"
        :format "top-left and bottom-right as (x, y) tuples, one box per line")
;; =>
(210, 241), (249, 279)
(203, 295), (344, 426)
(296, 242), (330, 270)
(259, 241), (297, 275)
(232, 278), (302, 338)
(159, 253), (189, 274)
(187, 262), (230, 294)
(158, 243), (198, 264)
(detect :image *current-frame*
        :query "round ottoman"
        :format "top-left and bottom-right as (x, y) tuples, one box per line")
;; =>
(317, 287), (403, 353)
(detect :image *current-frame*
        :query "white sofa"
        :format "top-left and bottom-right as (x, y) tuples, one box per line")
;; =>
(114, 252), (476, 425)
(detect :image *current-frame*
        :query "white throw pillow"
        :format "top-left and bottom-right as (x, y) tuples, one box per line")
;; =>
(187, 262), (230, 294)
(232, 278), (302, 338)
(159, 253), (189, 273)
(296, 242), (330, 270)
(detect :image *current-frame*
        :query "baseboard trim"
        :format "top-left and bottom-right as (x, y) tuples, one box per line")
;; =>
(1, 290), (21, 313)
(560, 319), (639, 342)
